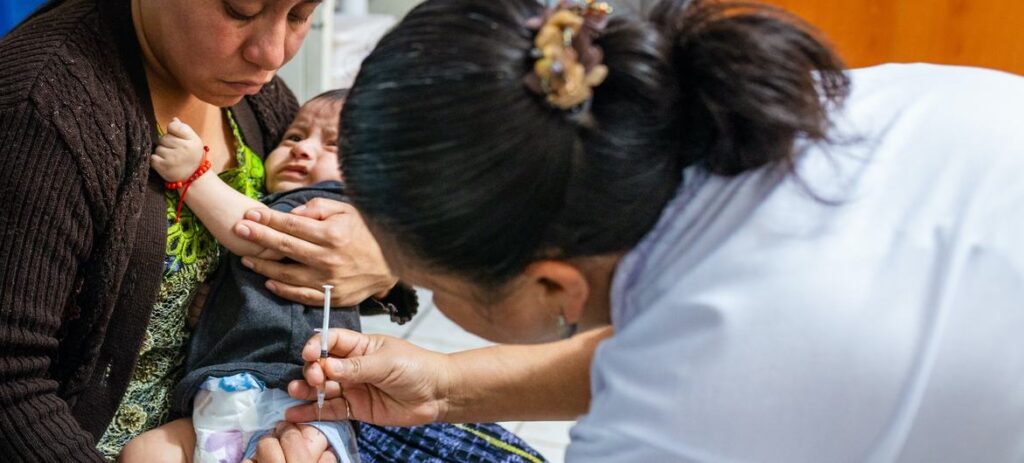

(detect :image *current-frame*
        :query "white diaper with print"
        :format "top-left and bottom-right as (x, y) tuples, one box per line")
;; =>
(191, 372), (359, 463)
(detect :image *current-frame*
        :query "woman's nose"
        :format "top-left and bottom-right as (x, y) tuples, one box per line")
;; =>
(242, 21), (287, 71)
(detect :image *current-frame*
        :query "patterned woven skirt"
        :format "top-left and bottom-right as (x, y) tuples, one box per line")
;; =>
(358, 422), (547, 463)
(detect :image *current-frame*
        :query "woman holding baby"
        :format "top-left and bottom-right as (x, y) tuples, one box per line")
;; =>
(0, 0), (540, 462)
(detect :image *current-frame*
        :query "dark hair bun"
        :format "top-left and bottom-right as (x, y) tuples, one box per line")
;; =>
(652, 0), (849, 174)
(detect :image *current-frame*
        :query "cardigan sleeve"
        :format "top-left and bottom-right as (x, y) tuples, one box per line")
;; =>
(0, 103), (104, 462)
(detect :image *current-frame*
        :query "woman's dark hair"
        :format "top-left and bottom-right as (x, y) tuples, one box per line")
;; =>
(341, 0), (848, 288)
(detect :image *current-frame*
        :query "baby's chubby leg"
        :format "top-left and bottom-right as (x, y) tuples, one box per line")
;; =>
(119, 418), (196, 463)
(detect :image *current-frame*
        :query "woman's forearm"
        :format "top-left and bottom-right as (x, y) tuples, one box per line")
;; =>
(183, 173), (268, 256)
(441, 326), (612, 423)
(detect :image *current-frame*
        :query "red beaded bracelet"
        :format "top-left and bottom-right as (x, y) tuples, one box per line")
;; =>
(166, 146), (212, 223)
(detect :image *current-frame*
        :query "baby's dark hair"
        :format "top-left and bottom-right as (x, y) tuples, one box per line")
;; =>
(309, 88), (349, 105)
(341, 0), (848, 288)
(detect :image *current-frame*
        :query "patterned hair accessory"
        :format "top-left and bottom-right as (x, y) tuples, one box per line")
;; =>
(524, 0), (613, 110)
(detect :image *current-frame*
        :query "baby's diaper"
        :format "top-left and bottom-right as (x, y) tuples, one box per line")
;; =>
(192, 372), (359, 463)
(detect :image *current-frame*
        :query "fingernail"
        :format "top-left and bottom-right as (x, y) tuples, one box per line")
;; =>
(241, 257), (253, 269)
(266, 280), (277, 292)
(293, 205), (306, 213)
(236, 224), (250, 238)
(245, 210), (262, 221)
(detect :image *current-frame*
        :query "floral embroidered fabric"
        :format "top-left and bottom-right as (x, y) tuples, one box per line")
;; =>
(97, 110), (266, 460)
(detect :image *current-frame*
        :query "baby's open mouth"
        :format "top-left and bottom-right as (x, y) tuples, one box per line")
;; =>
(281, 165), (309, 176)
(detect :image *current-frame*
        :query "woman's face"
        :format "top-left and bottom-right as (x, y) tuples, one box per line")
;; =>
(140, 0), (320, 106)
(378, 244), (567, 344)
(411, 270), (564, 345)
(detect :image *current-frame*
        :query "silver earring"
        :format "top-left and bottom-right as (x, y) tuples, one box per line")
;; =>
(557, 314), (578, 339)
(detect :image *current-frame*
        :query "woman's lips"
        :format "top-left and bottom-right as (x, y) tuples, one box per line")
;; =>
(223, 80), (265, 95)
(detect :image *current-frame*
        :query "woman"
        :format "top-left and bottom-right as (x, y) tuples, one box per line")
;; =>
(0, 0), (536, 461)
(282, 0), (1024, 461)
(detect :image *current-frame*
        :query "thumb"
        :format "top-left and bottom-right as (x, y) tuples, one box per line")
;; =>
(166, 118), (200, 140)
(292, 197), (353, 220)
(322, 355), (391, 385)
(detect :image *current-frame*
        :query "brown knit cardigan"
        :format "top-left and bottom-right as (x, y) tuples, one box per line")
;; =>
(0, 0), (298, 460)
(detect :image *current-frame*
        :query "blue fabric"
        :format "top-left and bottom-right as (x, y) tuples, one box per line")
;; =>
(240, 422), (544, 463)
(199, 371), (266, 393)
(1, 0), (47, 38)
(358, 422), (547, 463)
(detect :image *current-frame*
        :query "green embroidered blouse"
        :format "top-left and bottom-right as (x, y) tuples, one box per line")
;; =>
(96, 111), (266, 460)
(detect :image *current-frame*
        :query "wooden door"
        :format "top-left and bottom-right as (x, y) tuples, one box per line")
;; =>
(759, 0), (1024, 75)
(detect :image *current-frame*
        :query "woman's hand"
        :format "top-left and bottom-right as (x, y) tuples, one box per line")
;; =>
(150, 118), (205, 182)
(285, 329), (452, 427)
(233, 198), (398, 306)
(241, 422), (336, 463)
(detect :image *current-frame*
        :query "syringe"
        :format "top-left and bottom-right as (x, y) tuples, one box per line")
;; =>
(318, 284), (333, 422)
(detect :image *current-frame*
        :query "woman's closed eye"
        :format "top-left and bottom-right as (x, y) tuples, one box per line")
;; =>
(288, 12), (313, 23)
(288, 3), (319, 23)
(223, 1), (259, 21)
(224, 1), (313, 23)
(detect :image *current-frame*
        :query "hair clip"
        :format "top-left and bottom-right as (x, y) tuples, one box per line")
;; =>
(523, 0), (613, 111)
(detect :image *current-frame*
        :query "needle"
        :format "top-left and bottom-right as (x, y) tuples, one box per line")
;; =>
(318, 284), (333, 423)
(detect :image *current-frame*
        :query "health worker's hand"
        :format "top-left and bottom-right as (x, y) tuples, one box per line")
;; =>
(234, 198), (398, 306)
(285, 329), (452, 427)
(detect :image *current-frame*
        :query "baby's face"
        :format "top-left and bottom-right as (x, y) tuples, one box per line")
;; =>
(264, 98), (344, 193)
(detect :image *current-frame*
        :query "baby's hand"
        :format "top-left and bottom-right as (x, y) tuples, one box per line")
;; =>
(151, 118), (207, 183)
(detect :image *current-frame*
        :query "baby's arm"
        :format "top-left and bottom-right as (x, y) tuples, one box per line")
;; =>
(119, 418), (195, 463)
(151, 119), (269, 257)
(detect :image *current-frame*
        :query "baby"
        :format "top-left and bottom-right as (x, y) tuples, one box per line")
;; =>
(121, 90), (411, 463)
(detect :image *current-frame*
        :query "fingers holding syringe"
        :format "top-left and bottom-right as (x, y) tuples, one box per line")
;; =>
(288, 378), (342, 401)
(300, 329), (362, 390)
(302, 356), (327, 390)
(302, 329), (372, 364)
(299, 355), (367, 393)
(285, 392), (353, 423)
